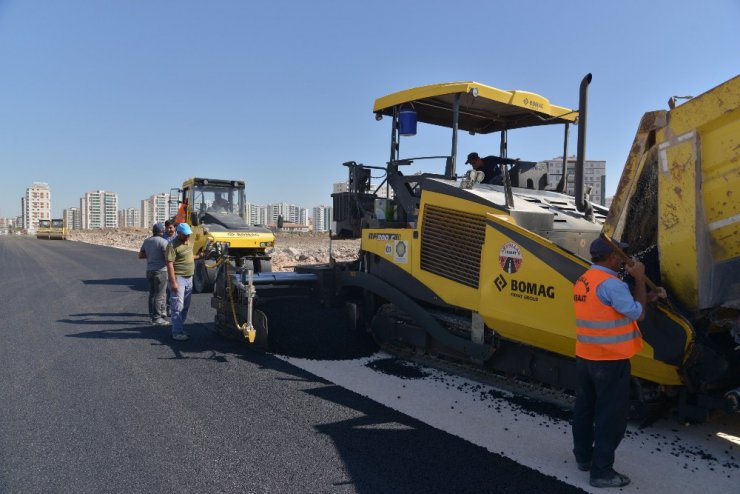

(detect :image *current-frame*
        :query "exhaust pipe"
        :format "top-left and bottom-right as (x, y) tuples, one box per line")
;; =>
(575, 74), (592, 215)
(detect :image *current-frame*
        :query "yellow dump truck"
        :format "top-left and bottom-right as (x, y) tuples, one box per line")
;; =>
(603, 75), (739, 419)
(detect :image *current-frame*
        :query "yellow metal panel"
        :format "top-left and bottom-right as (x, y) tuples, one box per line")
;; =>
(697, 113), (740, 263)
(361, 229), (415, 275)
(411, 190), (505, 310)
(193, 229), (274, 253)
(373, 81), (577, 122)
(658, 138), (701, 308)
(663, 75), (739, 135)
(661, 76), (740, 265)
(480, 213), (582, 357)
(482, 213), (683, 384)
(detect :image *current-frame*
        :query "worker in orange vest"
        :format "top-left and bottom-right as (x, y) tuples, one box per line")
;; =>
(572, 237), (666, 488)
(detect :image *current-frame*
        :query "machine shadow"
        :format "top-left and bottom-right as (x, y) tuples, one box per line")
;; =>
(81, 278), (148, 291)
(302, 385), (582, 494)
(63, 319), (306, 369)
(61, 318), (584, 493)
(69, 312), (149, 317)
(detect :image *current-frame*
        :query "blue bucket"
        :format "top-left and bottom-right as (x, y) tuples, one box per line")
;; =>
(398, 109), (417, 136)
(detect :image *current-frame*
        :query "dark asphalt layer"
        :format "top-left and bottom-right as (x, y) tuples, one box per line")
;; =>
(0, 236), (585, 494)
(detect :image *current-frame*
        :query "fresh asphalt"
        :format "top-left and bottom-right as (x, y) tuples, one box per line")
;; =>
(0, 236), (585, 493)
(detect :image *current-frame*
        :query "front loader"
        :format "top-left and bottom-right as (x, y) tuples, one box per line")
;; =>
(172, 177), (275, 293)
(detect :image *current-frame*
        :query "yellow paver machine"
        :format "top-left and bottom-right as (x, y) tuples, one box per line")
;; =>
(212, 74), (739, 421)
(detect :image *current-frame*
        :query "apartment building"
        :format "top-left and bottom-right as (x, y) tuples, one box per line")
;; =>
(246, 203), (269, 226)
(63, 207), (81, 230)
(81, 190), (118, 229)
(312, 205), (333, 232)
(0, 217), (14, 235)
(140, 193), (170, 228)
(333, 181), (393, 199)
(541, 156), (607, 206)
(118, 207), (141, 228)
(22, 182), (51, 231)
(267, 203), (308, 225)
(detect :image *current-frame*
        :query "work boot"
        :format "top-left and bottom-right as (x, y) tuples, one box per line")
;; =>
(590, 471), (630, 488)
(577, 461), (591, 472)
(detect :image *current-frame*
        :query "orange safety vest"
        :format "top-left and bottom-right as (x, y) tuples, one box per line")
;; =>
(573, 269), (643, 360)
(175, 203), (188, 224)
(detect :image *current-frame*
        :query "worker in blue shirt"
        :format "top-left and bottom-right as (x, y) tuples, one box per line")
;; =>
(465, 152), (519, 185)
(572, 237), (666, 488)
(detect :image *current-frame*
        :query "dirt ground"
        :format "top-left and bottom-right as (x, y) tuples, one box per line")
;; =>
(66, 228), (361, 271)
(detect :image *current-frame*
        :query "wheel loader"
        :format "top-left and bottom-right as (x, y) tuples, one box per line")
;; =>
(210, 75), (740, 421)
(172, 177), (275, 293)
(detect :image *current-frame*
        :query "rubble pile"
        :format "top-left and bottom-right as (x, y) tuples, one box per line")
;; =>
(66, 228), (361, 271)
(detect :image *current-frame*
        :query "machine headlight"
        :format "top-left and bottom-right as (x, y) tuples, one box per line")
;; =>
(260, 242), (274, 247)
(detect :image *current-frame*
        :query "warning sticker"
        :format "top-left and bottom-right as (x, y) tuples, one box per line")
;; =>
(499, 242), (523, 274)
(394, 240), (408, 264)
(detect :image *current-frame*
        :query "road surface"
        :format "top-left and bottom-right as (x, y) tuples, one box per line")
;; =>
(0, 236), (585, 493)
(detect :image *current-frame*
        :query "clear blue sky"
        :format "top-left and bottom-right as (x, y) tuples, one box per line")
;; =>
(1, 0), (738, 218)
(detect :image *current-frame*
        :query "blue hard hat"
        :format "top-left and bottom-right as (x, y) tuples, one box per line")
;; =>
(590, 237), (628, 258)
(176, 223), (192, 236)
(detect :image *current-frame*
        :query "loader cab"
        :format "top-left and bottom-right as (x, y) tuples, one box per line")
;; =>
(182, 178), (247, 226)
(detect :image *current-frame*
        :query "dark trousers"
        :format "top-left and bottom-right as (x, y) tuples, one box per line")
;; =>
(572, 357), (631, 478)
(146, 270), (168, 321)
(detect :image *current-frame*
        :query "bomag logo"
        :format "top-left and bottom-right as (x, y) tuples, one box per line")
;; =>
(521, 97), (545, 110)
(510, 279), (555, 302)
(223, 232), (261, 237)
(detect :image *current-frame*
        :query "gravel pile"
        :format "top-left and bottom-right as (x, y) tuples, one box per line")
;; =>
(67, 228), (361, 271)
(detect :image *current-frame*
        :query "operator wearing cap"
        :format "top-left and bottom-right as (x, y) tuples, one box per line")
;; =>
(210, 192), (231, 213)
(571, 237), (666, 488)
(166, 223), (203, 341)
(139, 223), (169, 326)
(465, 152), (519, 185)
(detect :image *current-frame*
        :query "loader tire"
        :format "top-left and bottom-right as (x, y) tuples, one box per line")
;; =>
(193, 260), (215, 293)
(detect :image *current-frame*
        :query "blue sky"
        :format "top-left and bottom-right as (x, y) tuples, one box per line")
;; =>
(1, 0), (738, 218)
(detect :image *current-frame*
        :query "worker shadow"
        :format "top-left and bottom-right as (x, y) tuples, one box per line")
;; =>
(59, 312), (150, 325)
(63, 320), (270, 366)
(69, 312), (148, 317)
(81, 278), (148, 291)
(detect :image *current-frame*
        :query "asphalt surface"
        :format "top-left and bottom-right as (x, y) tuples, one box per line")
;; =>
(0, 236), (586, 493)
